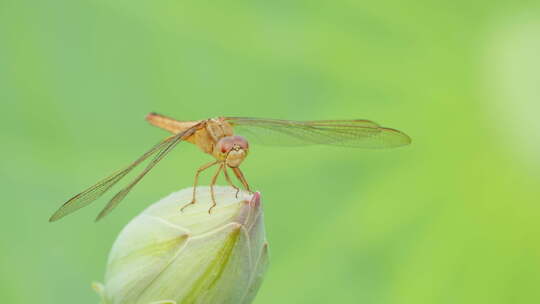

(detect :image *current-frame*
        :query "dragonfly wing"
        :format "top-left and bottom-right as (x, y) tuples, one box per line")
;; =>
(49, 126), (197, 222)
(225, 117), (411, 149)
(94, 127), (196, 221)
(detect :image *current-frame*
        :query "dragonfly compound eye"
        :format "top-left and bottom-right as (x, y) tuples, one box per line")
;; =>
(230, 135), (249, 150)
(217, 137), (235, 154)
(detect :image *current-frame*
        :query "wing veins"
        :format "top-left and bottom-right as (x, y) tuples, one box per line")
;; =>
(94, 127), (197, 221)
(226, 117), (410, 148)
(49, 124), (200, 222)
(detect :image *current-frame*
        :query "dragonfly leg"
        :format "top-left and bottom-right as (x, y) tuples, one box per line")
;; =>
(208, 163), (224, 214)
(181, 160), (218, 212)
(223, 166), (240, 198)
(232, 167), (252, 193)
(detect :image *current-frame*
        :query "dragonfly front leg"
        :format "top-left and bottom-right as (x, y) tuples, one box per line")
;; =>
(223, 166), (240, 198)
(208, 163), (224, 214)
(181, 160), (218, 212)
(232, 167), (251, 193)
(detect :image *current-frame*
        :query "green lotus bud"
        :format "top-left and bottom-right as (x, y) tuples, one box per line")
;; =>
(93, 186), (269, 304)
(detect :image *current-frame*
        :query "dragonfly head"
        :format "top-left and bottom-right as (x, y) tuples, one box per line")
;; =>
(216, 136), (249, 167)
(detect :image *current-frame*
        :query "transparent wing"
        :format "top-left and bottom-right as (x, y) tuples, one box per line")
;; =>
(93, 128), (196, 221)
(49, 127), (197, 222)
(225, 117), (411, 148)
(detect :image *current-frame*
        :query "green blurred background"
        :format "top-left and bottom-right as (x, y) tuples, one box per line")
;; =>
(1, 0), (540, 303)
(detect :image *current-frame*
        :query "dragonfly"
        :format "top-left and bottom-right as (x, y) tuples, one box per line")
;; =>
(49, 113), (411, 222)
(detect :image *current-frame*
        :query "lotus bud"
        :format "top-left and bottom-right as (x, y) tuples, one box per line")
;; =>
(93, 186), (269, 304)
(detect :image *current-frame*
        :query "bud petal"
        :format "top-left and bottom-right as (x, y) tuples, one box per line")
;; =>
(95, 186), (269, 304)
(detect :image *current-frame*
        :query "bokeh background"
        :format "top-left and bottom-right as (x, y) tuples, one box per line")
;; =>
(1, 0), (540, 303)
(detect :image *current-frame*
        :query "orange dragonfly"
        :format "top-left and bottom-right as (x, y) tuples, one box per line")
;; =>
(49, 113), (411, 222)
